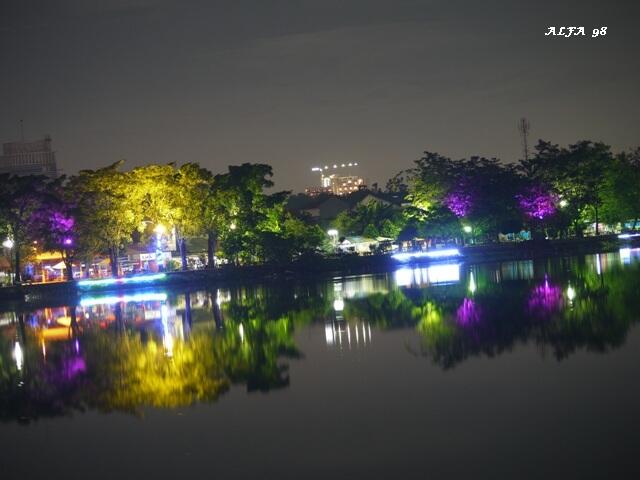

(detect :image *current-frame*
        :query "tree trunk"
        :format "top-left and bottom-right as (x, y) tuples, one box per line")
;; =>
(84, 255), (91, 278)
(207, 231), (217, 268)
(109, 246), (119, 277)
(13, 246), (21, 284)
(64, 259), (73, 281)
(179, 237), (188, 271)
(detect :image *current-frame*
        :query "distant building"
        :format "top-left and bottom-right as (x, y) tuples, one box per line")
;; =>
(0, 136), (58, 177)
(305, 163), (367, 196)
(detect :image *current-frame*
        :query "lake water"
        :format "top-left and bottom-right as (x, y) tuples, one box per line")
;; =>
(2, 249), (640, 479)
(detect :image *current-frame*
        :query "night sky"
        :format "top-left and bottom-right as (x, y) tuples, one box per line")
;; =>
(2, 0), (639, 191)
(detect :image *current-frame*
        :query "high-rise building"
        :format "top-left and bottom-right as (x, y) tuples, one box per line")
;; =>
(0, 136), (58, 177)
(305, 163), (366, 196)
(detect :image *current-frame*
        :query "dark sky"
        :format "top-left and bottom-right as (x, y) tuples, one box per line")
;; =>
(1, 0), (639, 192)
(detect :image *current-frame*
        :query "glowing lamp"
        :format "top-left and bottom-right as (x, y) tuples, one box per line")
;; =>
(2, 238), (14, 249)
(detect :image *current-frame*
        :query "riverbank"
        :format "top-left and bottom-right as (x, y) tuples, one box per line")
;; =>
(0, 234), (635, 310)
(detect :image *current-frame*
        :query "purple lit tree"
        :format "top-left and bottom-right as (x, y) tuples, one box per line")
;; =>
(33, 196), (78, 281)
(444, 190), (473, 218)
(516, 185), (557, 220)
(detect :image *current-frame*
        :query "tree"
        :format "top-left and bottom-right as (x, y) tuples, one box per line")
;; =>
(31, 179), (78, 280)
(407, 152), (522, 242)
(68, 161), (143, 276)
(524, 140), (613, 236)
(601, 148), (640, 230)
(209, 163), (290, 264)
(126, 163), (215, 271)
(0, 174), (52, 283)
(334, 201), (405, 238)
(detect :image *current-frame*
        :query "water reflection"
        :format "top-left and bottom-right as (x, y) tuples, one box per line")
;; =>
(2, 250), (640, 421)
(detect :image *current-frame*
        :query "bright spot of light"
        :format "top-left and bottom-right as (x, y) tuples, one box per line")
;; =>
(427, 263), (460, 284)
(333, 299), (344, 311)
(468, 272), (477, 294)
(566, 286), (576, 301)
(394, 267), (413, 287)
(13, 342), (23, 371)
(620, 248), (631, 264)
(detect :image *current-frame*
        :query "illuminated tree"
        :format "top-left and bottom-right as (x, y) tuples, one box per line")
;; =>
(67, 161), (144, 276)
(0, 174), (53, 282)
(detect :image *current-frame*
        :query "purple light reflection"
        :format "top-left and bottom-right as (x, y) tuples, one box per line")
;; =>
(456, 298), (482, 327)
(527, 278), (563, 318)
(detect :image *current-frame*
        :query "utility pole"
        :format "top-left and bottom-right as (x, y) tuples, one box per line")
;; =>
(518, 117), (530, 162)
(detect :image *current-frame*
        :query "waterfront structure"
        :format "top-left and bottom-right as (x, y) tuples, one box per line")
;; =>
(305, 163), (366, 196)
(0, 136), (58, 177)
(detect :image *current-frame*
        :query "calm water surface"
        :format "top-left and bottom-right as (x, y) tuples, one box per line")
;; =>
(2, 249), (640, 479)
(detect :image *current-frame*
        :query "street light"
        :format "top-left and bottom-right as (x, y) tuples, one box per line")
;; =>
(2, 238), (14, 249)
(559, 199), (568, 208)
(462, 225), (472, 233)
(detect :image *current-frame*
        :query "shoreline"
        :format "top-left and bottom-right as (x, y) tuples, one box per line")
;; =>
(0, 235), (635, 311)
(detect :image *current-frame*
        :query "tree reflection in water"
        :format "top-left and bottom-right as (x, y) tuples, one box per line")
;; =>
(1, 250), (640, 421)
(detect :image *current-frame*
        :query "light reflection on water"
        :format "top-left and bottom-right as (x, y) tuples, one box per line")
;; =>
(1, 249), (640, 421)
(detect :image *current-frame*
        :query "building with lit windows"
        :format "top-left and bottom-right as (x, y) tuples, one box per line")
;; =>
(0, 136), (58, 177)
(305, 163), (366, 196)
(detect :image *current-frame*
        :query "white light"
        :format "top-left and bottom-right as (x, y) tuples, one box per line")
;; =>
(13, 342), (23, 371)
(566, 286), (576, 301)
(559, 199), (568, 208)
(391, 249), (460, 262)
(394, 267), (413, 287)
(2, 238), (14, 249)
(463, 225), (472, 233)
(333, 164), (337, 168)
(230, 222), (237, 230)
(468, 271), (477, 294)
(333, 299), (344, 311)
(620, 248), (631, 264)
(327, 229), (338, 237)
(239, 323), (245, 343)
(427, 263), (460, 284)
(354, 163), (358, 166)
(154, 224), (167, 234)
(79, 292), (167, 307)
(618, 233), (640, 239)
(325, 324), (334, 345)
(311, 167), (322, 172)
